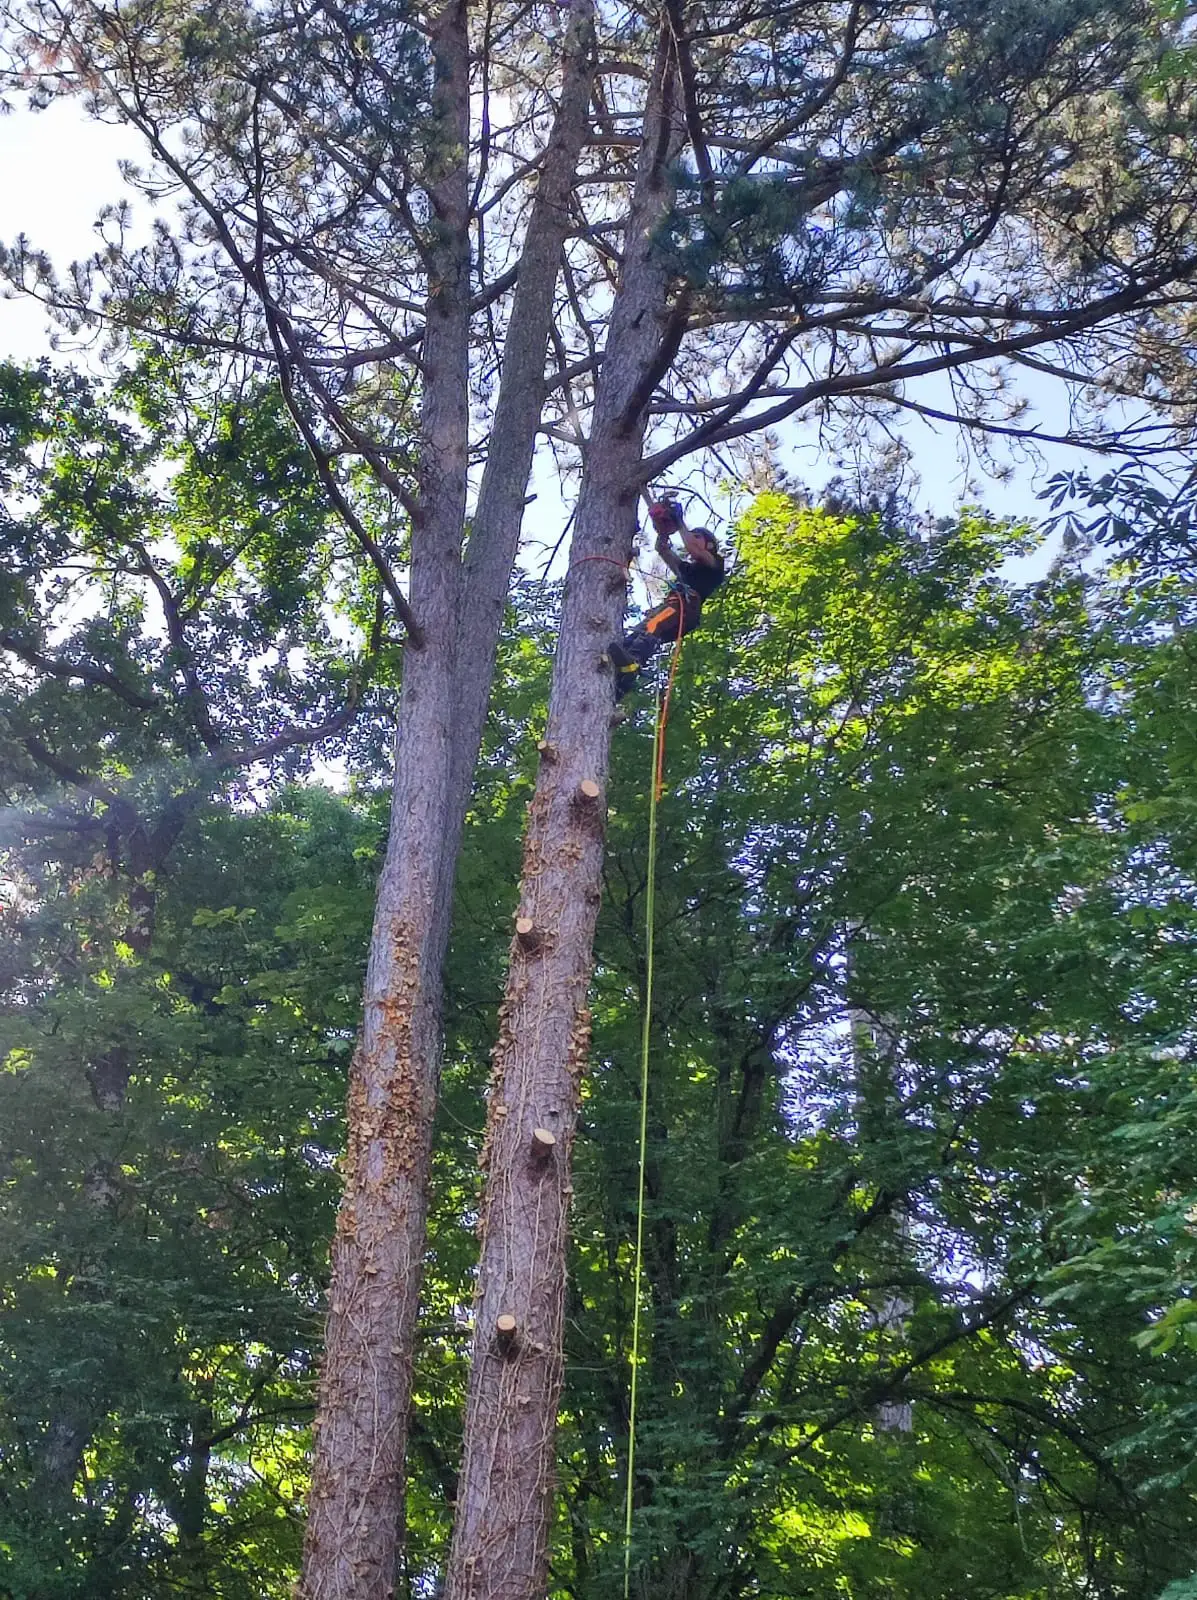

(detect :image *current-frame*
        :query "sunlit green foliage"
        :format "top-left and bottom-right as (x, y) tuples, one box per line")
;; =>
(4, 475), (1197, 1598)
(0, 353), (399, 1598)
(556, 496), (1197, 1599)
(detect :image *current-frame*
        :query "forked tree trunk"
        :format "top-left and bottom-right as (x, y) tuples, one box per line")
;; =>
(300, 9), (598, 1596)
(447, 0), (598, 856)
(444, 34), (684, 1600)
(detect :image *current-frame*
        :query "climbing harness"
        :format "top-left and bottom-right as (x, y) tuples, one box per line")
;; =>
(622, 624), (685, 1600)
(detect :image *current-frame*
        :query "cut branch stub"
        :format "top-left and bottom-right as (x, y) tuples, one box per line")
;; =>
(536, 739), (557, 762)
(495, 1314), (518, 1352)
(570, 777), (606, 832)
(530, 1127), (557, 1161)
(515, 915), (539, 950)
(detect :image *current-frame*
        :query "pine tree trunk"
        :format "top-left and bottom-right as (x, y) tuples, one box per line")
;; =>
(444, 35), (684, 1600)
(447, 0), (598, 857)
(300, 11), (598, 1596)
(298, 3), (471, 1593)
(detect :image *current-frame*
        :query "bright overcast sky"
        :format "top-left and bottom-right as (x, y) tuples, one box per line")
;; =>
(0, 96), (1097, 532)
(0, 101), (146, 359)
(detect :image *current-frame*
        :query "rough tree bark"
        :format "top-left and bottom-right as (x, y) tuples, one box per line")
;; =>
(447, 0), (598, 878)
(299, 8), (598, 1595)
(443, 31), (685, 1600)
(297, 3), (472, 1592)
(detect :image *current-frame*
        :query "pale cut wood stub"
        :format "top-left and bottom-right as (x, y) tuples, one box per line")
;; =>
(530, 1127), (557, 1158)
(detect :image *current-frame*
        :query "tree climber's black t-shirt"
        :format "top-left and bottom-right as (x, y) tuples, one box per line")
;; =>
(672, 557), (726, 602)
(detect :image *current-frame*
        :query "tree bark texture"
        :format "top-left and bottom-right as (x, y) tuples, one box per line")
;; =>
(444, 34), (685, 1600)
(298, 4), (471, 1594)
(301, 11), (599, 1597)
(446, 0), (598, 892)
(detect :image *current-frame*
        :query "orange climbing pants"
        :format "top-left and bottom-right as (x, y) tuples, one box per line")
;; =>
(625, 586), (702, 662)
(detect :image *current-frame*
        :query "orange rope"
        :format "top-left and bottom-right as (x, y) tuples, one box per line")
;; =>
(572, 553), (633, 573)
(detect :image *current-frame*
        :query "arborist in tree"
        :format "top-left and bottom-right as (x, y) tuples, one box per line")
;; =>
(607, 498), (726, 701)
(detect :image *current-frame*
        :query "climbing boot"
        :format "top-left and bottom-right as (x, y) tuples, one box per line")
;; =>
(606, 640), (641, 700)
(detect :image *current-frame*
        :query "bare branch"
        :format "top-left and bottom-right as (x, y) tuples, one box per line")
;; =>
(126, 541), (224, 754)
(733, 0), (865, 175)
(215, 586), (386, 767)
(247, 88), (424, 645)
(644, 266), (1197, 477)
(877, 390), (1174, 459)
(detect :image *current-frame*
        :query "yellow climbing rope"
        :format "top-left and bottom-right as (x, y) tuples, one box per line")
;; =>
(623, 632), (685, 1600)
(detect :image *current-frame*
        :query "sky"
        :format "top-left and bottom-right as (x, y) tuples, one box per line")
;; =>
(0, 95), (1107, 548)
(0, 102), (147, 360)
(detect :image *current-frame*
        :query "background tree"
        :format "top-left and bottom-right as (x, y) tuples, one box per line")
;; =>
(546, 495), (1197, 1598)
(0, 347), (389, 1026)
(0, 349), (393, 1596)
(0, 785), (375, 1600)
